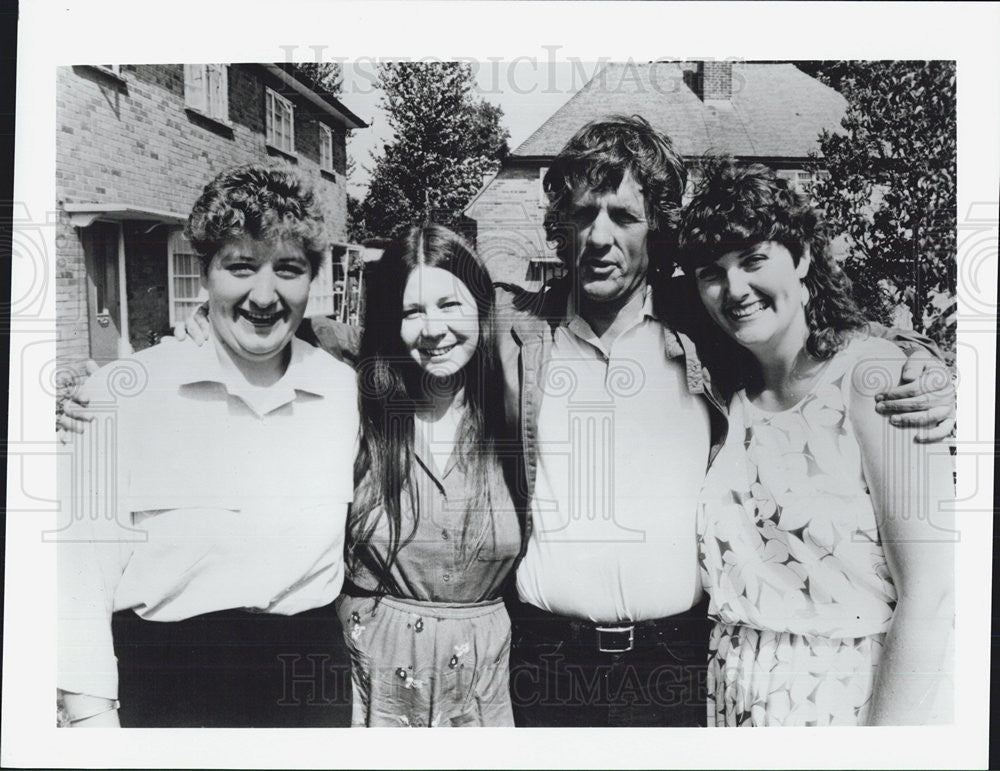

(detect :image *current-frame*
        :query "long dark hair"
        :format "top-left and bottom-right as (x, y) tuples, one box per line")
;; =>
(349, 224), (505, 594)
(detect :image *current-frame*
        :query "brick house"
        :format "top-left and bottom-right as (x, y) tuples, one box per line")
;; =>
(56, 63), (366, 368)
(465, 61), (847, 288)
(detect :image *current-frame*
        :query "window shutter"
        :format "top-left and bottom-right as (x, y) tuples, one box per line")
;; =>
(265, 90), (275, 145)
(207, 64), (228, 121)
(285, 99), (295, 152)
(184, 64), (207, 112)
(319, 124), (333, 170)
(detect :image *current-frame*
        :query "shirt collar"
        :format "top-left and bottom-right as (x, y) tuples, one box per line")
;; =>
(172, 327), (338, 414)
(412, 418), (457, 493)
(563, 282), (657, 326)
(558, 282), (692, 365)
(563, 282), (658, 341)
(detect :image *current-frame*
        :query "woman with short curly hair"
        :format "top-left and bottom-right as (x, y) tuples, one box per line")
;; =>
(679, 159), (954, 726)
(57, 164), (358, 727)
(185, 163), (328, 274)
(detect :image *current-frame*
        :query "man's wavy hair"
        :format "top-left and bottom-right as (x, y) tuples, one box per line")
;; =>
(678, 158), (867, 363)
(184, 164), (327, 275)
(542, 115), (687, 278)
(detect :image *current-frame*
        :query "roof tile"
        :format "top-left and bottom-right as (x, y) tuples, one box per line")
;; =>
(512, 62), (846, 159)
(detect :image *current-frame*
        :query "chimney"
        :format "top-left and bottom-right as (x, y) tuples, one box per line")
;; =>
(695, 61), (733, 103)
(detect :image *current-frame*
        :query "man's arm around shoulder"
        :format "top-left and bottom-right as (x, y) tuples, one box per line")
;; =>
(297, 316), (362, 368)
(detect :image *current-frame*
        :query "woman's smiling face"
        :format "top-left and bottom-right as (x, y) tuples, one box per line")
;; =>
(204, 236), (312, 366)
(693, 240), (810, 354)
(400, 265), (480, 379)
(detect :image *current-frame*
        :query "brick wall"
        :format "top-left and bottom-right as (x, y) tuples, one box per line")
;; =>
(699, 62), (733, 101)
(55, 209), (90, 365)
(466, 164), (556, 287)
(56, 63), (351, 368)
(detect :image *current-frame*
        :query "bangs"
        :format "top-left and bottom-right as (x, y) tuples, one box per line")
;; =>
(679, 216), (782, 271)
(247, 209), (317, 246)
(198, 208), (325, 270)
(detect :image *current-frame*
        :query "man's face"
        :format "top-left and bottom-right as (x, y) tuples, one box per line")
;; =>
(567, 172), (650, 305)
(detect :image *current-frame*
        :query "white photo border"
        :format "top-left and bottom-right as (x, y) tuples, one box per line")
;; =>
(6, 1), (996, 768)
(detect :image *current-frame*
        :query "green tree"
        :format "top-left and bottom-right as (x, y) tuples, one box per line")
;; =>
(808, 61), (956, 354)
(346, 193), (366, 242)
(289, 62), (343, 97)
(356, 62), (509, 240)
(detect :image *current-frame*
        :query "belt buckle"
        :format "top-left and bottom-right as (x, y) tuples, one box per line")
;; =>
(595, 624), (634, 653)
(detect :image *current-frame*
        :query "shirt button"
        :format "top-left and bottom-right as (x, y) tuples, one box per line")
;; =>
(443, 573), (451, 583)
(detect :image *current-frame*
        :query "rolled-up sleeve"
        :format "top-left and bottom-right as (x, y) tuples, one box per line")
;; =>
(57, 374), (129, 700)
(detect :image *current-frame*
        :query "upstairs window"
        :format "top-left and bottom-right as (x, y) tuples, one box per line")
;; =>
(184, 64), (229, 123)
(266, 88), (295, 155)
(319, 124), (334, 172)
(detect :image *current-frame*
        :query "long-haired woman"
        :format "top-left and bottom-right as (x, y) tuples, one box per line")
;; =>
(337, 224), (522, 727)
(679, 160), (954, 726)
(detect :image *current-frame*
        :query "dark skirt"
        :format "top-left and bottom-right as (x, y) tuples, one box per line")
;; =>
(112, 602), (351, 727)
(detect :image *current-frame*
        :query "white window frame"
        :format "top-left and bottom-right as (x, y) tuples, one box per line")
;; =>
(167, 230), (208, 326)
(319, 123), (334, 172)
(777, 168), (816, 192)
(526, 256), (566, 285)
(539, 166), (549, 207)
(266, 88), (296, 155)
(184, 64), (230, 123)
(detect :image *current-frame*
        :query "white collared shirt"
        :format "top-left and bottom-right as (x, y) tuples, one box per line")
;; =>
(58, 334), (358, 699)
(515, 288), (711, 622)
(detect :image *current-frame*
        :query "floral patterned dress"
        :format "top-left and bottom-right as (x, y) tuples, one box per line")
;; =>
(697, 337), (898, 726)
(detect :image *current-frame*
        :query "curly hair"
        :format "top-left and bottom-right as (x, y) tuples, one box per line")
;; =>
(542, 115), (687, 277)
(678, 158), (867, 361)
(184, 164), (327, 275)
(350, 224), (507, 595)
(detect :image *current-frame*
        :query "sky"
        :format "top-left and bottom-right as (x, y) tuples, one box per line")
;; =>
(338, 59), (600, 197)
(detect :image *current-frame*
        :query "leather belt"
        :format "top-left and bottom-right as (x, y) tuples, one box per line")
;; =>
(512, 600), (710, 655)
(594, 624), (635, 653)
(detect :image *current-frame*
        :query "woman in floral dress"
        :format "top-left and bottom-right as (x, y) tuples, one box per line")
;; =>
(677, 160), (954, 726)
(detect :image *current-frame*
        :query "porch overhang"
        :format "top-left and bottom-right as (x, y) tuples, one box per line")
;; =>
(63, 203), (187, 229)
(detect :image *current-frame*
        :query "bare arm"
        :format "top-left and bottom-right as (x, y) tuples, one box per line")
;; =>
(849, 342), (955, 725)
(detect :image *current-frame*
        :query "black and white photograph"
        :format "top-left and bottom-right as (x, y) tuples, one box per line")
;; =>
(4, 1), (997, 768)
